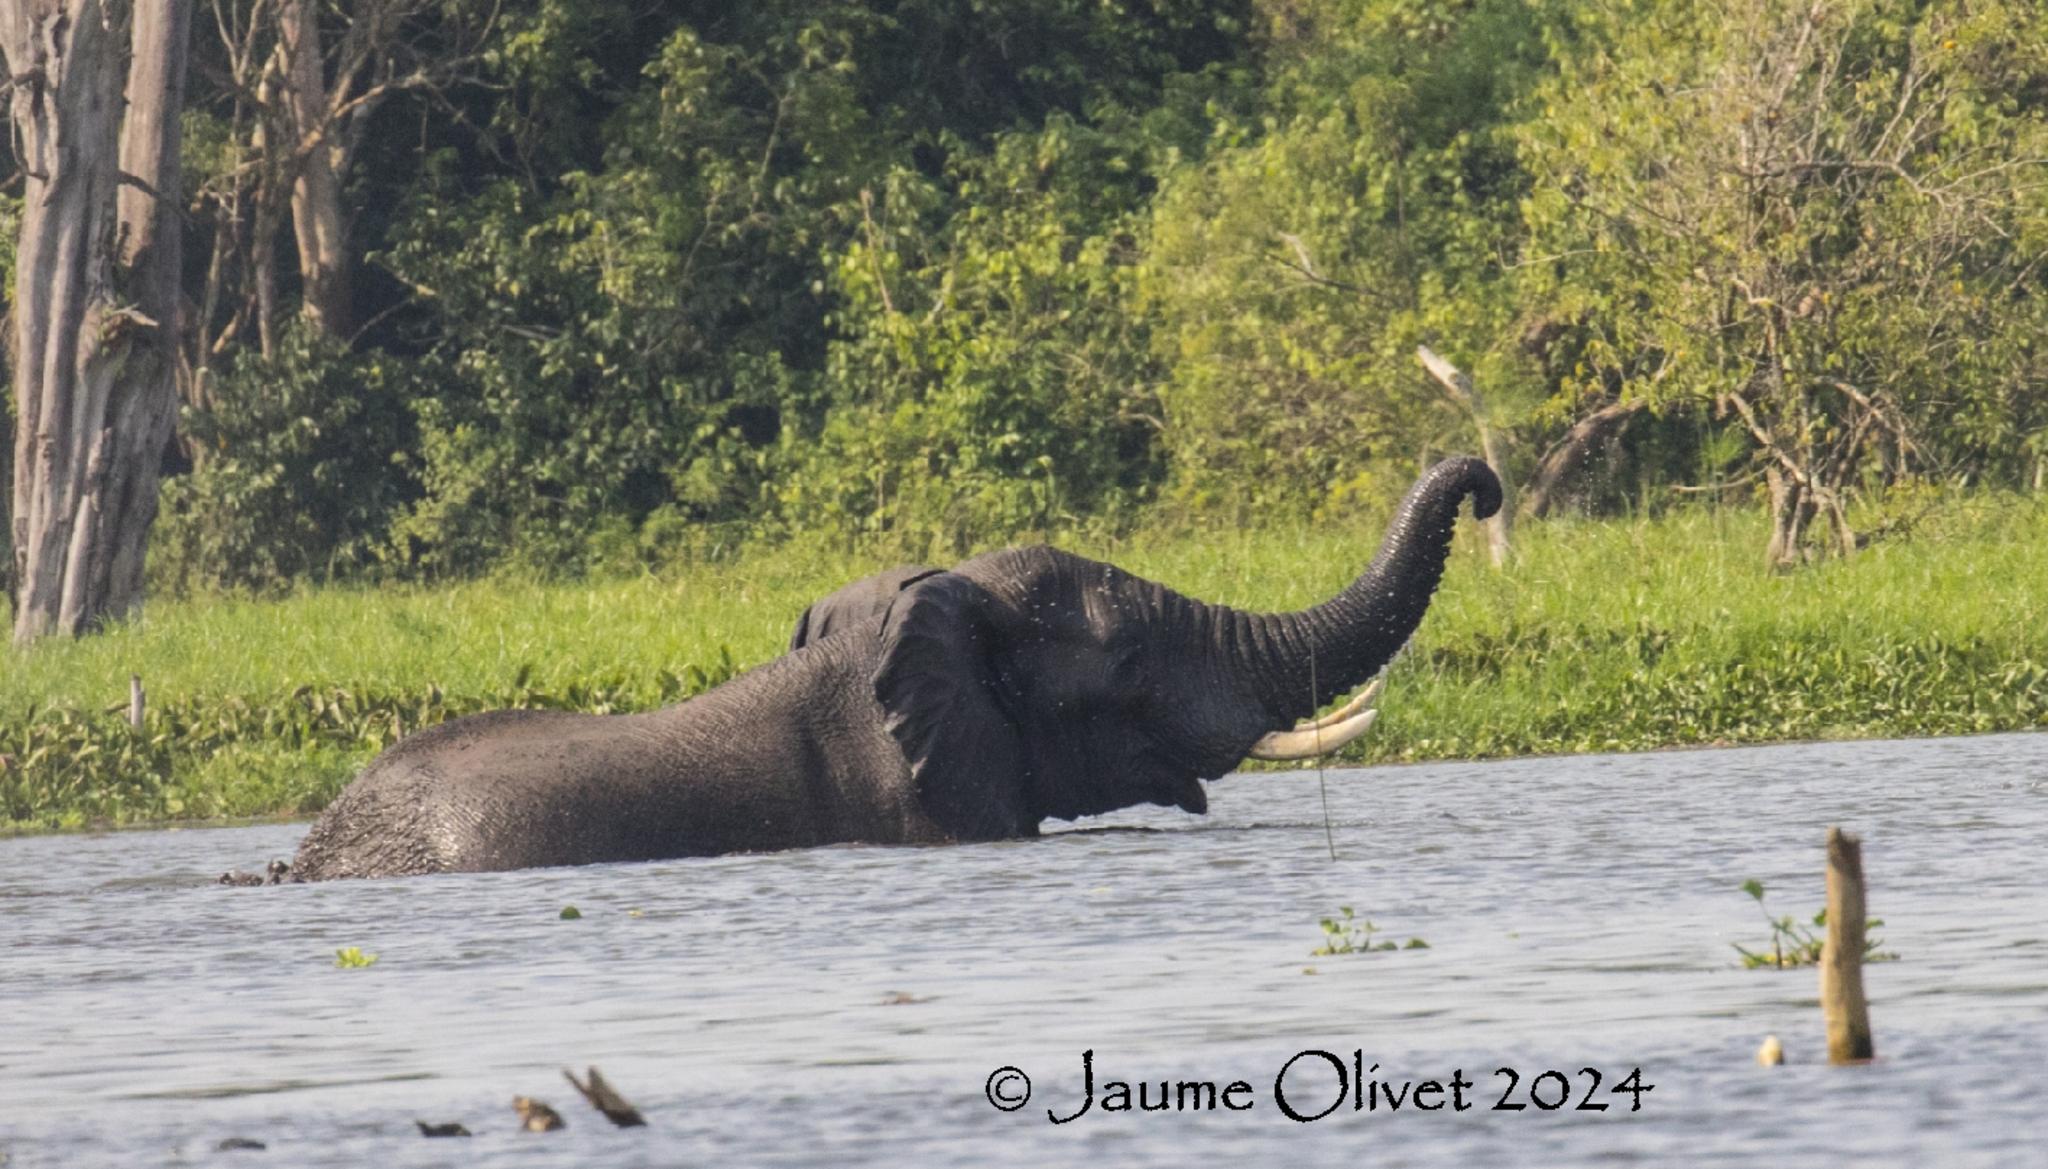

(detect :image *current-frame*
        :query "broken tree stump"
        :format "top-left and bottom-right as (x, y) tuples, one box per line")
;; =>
(565, 1066), (647, 1127)
(1417, 345), (1513, 567)
(1820, 826), (1875, 1064)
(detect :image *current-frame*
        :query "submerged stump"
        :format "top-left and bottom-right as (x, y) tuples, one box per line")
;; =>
(1820, 826), (1875, 1064)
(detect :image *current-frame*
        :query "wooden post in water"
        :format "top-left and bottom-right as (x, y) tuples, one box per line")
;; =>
(1821, 827), (1874, 1063)
(129, 675), (146, 731)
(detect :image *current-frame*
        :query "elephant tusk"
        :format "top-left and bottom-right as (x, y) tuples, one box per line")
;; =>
(1294, 676), (1384, 732)
(1246, 707), (1380, 761)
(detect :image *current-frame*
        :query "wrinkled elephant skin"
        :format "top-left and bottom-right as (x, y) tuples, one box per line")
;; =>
(291, 457), (1502, 878)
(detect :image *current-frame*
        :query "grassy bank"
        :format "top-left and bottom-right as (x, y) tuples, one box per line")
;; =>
(6, 499), (2046, 831)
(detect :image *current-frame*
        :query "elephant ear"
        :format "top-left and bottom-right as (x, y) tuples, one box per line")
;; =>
(791, 565), (944, 651)
(787, 606), (818, 653)
(873, 573), (1030, 840)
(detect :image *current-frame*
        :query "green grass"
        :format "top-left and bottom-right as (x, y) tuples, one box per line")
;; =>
(5, 497), (2046, 831)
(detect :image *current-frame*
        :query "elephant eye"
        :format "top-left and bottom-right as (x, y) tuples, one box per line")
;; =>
(1107, 646), (1147, 690)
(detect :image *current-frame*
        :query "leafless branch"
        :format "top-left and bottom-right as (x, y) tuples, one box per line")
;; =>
(1268, 231), (1378, 300)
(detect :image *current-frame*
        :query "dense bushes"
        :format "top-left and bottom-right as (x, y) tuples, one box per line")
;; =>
(95, 0), (2047, 592)
(775, 115), (1180, 554)
(152, 326), (418, 594)
(1141, 0), (1553, 519)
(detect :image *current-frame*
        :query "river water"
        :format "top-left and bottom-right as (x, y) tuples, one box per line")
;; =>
(2, 732), (2043, 1166)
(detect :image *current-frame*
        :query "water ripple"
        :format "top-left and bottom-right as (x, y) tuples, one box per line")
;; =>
(1, 731), (2043, 1167)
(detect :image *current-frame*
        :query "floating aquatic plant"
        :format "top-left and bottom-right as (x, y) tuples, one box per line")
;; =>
(1734, 879), (1895, 969)
(334, 946), (379, 968)
(1311, 907), (1428, 956)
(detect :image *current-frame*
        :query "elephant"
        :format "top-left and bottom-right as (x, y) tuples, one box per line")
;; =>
(788, 564), (941, 651)
(287, 456), (1501, 879)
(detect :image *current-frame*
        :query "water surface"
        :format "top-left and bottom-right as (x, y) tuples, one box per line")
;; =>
(3, 732), (2044, 1166)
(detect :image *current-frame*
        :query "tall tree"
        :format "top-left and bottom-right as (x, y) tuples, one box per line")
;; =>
(1519, 0), (2048, 567)
(4, 0), (191, 645)
(185, 0), (497, 365)
(276, 0), (349, 337)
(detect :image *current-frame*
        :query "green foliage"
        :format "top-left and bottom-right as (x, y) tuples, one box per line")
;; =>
(151, 324), (417, 594)
(1142, 0), (1557, 520)
(0, 188), (19, 303)
(1516, 0), (2048, 554)
(54, 0), (2040, 598)
(378, 6), (901, 575)
(779, 115), (1178, 553)
(334, 947), (380, 969)
(370, 0), (1253, 575)
(1355, 497), (2048, 761)
(1733, 880), (1895, 969)
(1311, 906), (1427, 955)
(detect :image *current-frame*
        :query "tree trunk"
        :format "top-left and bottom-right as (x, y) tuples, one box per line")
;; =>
(1764, 465), (1816, 572)
(1417, 346), (1513, 567)
(4, 0), (190, 646)
(280, 0), (353, 339)
(1521, 398), (1649, 519)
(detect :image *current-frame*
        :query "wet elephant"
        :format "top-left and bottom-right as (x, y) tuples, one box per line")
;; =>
(787, 565), (941, 651)
(290, 457), (1501, 878)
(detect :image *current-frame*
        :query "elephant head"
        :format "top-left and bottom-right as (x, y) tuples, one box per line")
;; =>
(863, 455), (1501, 836)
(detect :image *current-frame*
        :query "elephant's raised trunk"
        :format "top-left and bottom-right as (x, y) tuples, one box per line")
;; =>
(1238, 456), (1501, 724)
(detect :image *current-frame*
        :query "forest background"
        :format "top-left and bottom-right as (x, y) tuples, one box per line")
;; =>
(3, 0), (2046, 826)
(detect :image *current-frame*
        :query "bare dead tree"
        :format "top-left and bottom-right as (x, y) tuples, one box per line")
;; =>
(1417, 345), (1513, 566)
(278, 0), (352, 336)
(4, 0), (191, 645)
(1529, 1), (2045, 570)
(189, 0), (499, 373)
(1704, 12), (2038, 570)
